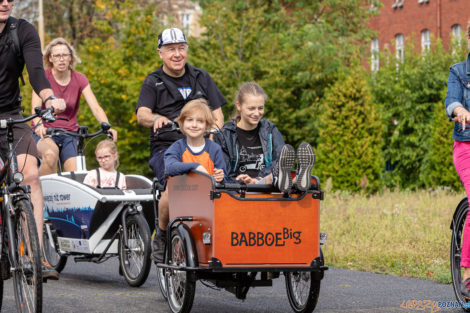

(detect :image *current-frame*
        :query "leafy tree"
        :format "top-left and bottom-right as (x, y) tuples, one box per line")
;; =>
(316, 65), (383, 192)
(193, 0), (378, 148)
(43, 0), (96, 46)
(370, 37), (463, 189)
(76, 0), (163, 175)
(190, 0), (292, 124)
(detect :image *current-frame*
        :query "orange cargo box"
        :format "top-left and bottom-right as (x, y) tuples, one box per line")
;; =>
(168, 172), (321, 269)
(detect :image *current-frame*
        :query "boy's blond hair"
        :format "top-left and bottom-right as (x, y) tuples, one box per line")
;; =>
(95, 139), (119, 168)
(176, 99), (215, 135)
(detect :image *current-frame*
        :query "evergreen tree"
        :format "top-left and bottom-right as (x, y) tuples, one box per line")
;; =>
(316, 66), (383, 192)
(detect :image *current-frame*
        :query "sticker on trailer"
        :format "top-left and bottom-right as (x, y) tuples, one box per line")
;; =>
(58, 238), (90, 253)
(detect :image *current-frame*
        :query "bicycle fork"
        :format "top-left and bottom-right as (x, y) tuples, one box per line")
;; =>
(120, 204), (143, 250)
(4, 194), (19, 275)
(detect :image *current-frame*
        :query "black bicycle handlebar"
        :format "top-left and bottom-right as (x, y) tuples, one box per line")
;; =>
(0, 107), (55, 129)
(45, 122), (111, 139)
(155, 121), (219, 137)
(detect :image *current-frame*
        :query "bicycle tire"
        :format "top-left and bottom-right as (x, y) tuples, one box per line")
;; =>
(285, 247), (323, 313)
(157, 265), (168, 300)
(12, 199), (42, 313)
(0, 276), (3, 311)
(451, 198), (470, 311)
(118, 213), (151, 287)
(42, 223), (67, 273)
(165, 228), (196, 313)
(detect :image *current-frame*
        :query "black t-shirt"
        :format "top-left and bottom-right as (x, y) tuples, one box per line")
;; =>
(236, 125), (265, 178)
(162, 70), (192, 100)
(0, 17), (50, 112)
(136, 64), (226, 153)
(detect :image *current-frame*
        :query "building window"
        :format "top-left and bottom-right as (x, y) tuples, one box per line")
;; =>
(371, 38), (379, 72)
(392, 0), (404, 9)
(369, 0), (378, 11)
(451, 24), (462, 53)
(421, 29), (431, 54)
(181, 13), (191, 36)
(418, 0), (429, 4)
(452, 24), (462, 42)
(395, 34), (404, 62)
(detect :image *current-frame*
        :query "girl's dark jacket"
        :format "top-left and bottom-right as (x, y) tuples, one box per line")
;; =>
(214, 118), (285, 183)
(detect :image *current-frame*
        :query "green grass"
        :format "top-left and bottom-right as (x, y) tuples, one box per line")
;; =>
(320, 188), (464, 283)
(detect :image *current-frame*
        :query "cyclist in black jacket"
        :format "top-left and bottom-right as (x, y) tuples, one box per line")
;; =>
(136, 27), (226, 263)
(0, 0), (65, 280)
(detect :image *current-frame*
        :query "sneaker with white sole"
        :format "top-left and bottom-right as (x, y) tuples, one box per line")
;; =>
(273, 144), (295, 193)
(296, 142), (315, 191)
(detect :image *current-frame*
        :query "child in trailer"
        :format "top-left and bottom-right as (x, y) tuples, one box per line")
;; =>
(164, 98), (226, 183)
(83, 139), (127, 189)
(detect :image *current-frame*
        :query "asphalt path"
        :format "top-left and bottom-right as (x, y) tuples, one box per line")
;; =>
(0, 259), (462, 313)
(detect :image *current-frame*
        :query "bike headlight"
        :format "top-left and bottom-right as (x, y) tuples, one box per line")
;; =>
(13, 172), (23, 184)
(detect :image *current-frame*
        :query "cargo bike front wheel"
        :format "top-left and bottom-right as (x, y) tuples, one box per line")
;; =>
(165, 227), (196, 313)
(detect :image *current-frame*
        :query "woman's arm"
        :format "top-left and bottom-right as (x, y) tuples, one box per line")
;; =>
(82, 84), (118, 140)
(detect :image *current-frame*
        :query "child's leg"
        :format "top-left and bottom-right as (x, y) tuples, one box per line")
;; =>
(295, 142), (315, 191)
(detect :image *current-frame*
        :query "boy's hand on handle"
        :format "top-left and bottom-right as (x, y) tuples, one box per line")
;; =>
(454, 106), (470, 130)
(195, 165), (209, 175)
(213, 168), (224, 183)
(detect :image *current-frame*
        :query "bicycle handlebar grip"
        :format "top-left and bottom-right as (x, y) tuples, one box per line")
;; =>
(219, 183), (246, 190)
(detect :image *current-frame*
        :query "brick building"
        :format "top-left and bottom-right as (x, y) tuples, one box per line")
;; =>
(368, 0), (469, 70)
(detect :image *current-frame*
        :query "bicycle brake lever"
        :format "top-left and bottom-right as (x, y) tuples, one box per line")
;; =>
(41, 111), (56, 123)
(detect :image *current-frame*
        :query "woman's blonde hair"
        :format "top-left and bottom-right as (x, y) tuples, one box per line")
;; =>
(176, 99), (215, 135)
(43, 37), (81, 70)
(232, 82), (267, 120)
(95, 139), (119, 168)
